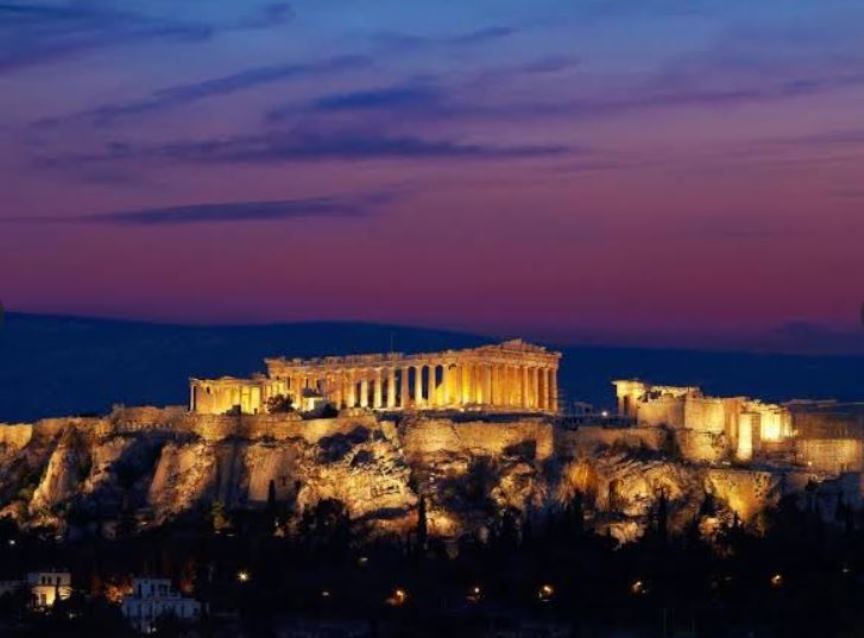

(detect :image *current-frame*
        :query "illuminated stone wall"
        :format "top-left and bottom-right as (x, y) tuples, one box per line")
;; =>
(797, 439), (863, 474)
(674, 430), (729, 464)
(401, 416), (554, 462)
(612, 380), (796, 464)
(556, 425), (667, 458)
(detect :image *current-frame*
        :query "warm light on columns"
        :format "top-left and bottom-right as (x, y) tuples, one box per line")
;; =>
(374, 369), (383, 409)
(483, 365), (493, 406)
(400, 366), (410, 408)
(461, 363), (472, 405)
(426, 364), (436, 406)
(414, 365), (423, 406)
(359, 374), (369, 408)
(387, 368), (396, 409)
(346, 371), (356, 408)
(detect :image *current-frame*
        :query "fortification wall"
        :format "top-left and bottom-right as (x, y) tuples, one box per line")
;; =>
(33, 417), (108, 439)
(104, 406), (389, 443)
(675, 430), (730, 464)
(797, 439), (863, 474)
(684, 397), (732, 434)
(110, 405), (187, 430)
(556, 426), (667, 458)
(175, 413), (388, 443)
(401, 417), (554, 461)
(636, 397), (685, 428)
(793, 411), (864, 439)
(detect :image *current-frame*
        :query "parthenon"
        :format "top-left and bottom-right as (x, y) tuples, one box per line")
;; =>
(190, 339), (561, 415)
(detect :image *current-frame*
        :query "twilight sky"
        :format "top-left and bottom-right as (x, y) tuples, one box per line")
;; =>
(1, 0), (863, 351)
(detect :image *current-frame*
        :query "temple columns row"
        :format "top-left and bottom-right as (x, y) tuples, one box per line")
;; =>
(281, 362), (557, 412)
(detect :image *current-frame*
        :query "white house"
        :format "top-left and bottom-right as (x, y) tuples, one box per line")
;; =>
(120, 578), (203, 633)
(27, 571), (72, 608)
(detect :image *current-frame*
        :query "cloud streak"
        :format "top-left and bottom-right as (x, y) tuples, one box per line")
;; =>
(36, 54), (371, 127)
(0, 193), (393, 226)
(1, 2), (294, 75)
(373, 24), (518, 53)
(39, 130), (571, 169)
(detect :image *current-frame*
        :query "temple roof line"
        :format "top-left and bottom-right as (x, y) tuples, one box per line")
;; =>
(265, 339), (561, 370)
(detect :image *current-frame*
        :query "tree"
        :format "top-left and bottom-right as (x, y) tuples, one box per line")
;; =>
(211, 500), (230, 533)
(299, 499), (351, 556)
(416, 494), (428, 554)
(266, 394), (294, 413)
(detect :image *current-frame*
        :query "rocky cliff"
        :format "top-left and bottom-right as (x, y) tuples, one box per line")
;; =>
(0, 408), (847, 544)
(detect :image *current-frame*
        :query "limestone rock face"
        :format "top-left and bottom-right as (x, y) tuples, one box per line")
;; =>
(558, 451), (707, 543)
(403, 418), (552, 537)
(296, 426), (416, 528)
(148, 440), (218, 520)
(30, 428), (89, 515)
(0, 409), (827, 544)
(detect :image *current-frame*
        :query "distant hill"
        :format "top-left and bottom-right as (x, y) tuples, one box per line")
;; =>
(1, 313), (862, 422)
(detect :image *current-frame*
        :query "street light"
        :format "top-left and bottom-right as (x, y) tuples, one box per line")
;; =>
(386, 588), (408, 606)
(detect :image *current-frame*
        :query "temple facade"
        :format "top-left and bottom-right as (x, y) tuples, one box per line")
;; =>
(190, 339), (561, 416)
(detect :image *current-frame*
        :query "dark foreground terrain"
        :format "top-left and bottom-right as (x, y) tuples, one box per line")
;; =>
(1, 495), (864, 637)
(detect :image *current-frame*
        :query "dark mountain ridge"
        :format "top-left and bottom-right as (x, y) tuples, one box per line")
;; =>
(1, 313), (862, 422)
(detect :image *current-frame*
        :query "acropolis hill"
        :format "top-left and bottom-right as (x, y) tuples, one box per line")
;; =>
(1, 339), (863, 543)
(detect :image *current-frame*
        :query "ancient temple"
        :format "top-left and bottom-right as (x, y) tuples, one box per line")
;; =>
(190, 339), (561, 415)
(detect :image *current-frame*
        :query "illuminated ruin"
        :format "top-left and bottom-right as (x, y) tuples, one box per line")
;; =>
(2, 341), (863, 545)
(190, 339), (561, 415)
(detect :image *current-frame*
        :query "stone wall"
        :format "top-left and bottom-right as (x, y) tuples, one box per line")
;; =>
(556, 426), (667, 458)
(674, 430), (730, 464)
(684, 397), (735, 434)
(793, 411), (864, 439)
(106, 406), (391, 444)
(401, 417), (554, 462)
(634, 396), (685, 428)
(797, 439), (863, 474)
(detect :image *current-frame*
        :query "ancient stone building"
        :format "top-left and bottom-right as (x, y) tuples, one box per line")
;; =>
(190, 339), (561, 416)
(613, 380), (794, 462)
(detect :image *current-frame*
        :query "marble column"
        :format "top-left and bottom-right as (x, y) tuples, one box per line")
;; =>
(461, 363), (472, 405)
(333, 375), (341, 408)
(374, 369), (383, 409)
(400, 366), (410, 408)
(359, 373), (369, 408)
(452, 364), (461, 406)
(346, 371), (356, 408)
(492, 363), (501, 405)
(425, 364), (435, 406)
(387, 367), (397, 409)
(442, 364), (451, 406)
(550, 367), (558, 413)
(471, 364), (481, 403)
(513, 366), (521, 407)
(482, 365), (493, 406)
(414, 365), (423, 405)
(538, 368), (548, 411)
(521, 366), (530, 409)
(531, 367), (539, 410)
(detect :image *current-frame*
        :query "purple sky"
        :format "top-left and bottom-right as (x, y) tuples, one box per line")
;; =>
(1, 1), (863, 351)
